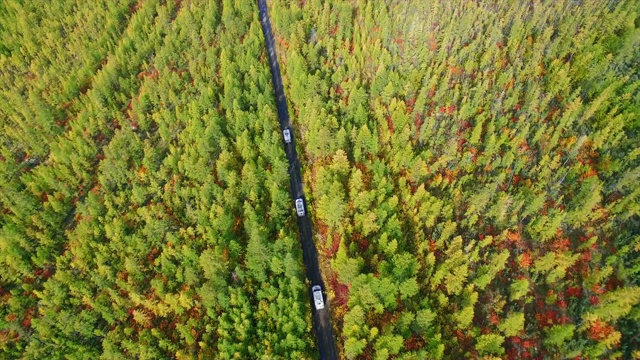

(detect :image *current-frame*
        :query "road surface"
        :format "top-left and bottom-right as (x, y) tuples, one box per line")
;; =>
(257, 1), (338, 359)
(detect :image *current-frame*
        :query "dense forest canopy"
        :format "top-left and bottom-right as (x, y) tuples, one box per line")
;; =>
(1, 0), (639, 359)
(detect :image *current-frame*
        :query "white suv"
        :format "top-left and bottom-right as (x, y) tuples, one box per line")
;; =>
(295, 198), (305, 217)
(283, 128), (292, 143)
(312, 285), (324, 310)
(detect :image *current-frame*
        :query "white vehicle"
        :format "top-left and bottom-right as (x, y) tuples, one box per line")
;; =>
(312, 285), (324, 310)
(295, 198), (305, 217)
(283, 128), (292, 143)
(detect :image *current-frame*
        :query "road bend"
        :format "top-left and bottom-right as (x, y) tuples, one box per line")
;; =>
(258, 1), (338, 359)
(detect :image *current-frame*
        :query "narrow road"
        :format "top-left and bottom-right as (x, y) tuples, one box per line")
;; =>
(257, 1), (338, 359)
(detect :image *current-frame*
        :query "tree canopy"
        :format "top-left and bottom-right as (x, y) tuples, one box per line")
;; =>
(1, 0), (639, 359)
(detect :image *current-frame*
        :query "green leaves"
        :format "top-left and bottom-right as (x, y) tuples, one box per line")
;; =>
(544, 324), (576, 348)
(2, 0), (640, 358)
(475, 333), (505, 356)
(509, 278), (530, 301)
(343, 305), (368, 358)
(498, 312), (525, 337)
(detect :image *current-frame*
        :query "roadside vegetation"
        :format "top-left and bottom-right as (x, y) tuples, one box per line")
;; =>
(270, 0), (640, 358)
(1, 0), (315, 358)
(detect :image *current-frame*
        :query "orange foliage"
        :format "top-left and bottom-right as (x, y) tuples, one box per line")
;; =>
(557, 299), (567, 309)
(551, 237), (571, 252)
(507, 231), (521, 243)
(587, 320), (615, 341)
(427, 35), (438, 51)
(490, 312), (500, 325)
(580, 168), (598, 181)
(591, 283), (606, 295)
(404, 335), (425, 351)
(22, 307), (35, 328)
(137, 67), (159, 81)
(520, 252), (532, 268)
(449, 66), (464, 76)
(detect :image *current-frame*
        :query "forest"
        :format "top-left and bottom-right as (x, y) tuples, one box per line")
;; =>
(1, 0), (639, 359)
